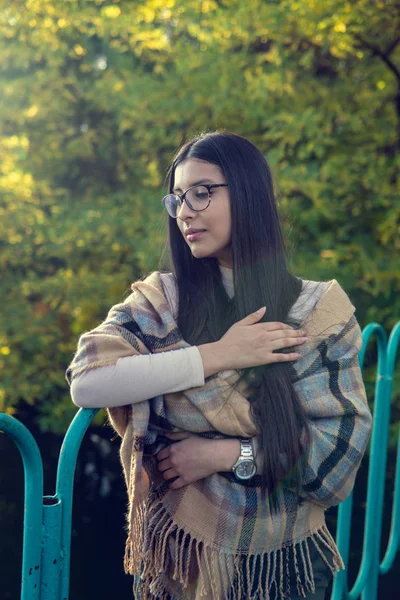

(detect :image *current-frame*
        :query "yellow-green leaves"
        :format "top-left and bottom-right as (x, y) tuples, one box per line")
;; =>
(1, 0), (398, 432)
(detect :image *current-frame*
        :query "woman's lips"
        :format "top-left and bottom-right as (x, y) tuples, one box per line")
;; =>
(187, 230), (206, 241)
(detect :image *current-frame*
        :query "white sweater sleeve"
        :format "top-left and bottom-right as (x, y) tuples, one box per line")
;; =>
(70, 346), (205, 408)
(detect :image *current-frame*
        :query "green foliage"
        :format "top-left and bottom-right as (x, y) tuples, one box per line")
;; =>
(0, 0), (399, 432)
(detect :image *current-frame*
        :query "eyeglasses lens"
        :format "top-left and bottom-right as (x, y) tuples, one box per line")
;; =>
(163, 185), (209, 218)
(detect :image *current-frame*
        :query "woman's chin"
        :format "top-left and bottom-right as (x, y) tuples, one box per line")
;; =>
(189, 244), (214, 258)
(191, 249), (213, 260)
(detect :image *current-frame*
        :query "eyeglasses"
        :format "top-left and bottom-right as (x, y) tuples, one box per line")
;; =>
(162, 183), (228, 218)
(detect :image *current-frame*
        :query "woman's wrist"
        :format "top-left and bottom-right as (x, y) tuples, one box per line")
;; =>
(209, 437), (263, 474)
(212, 438), (241, 471)
(197, 342), (228, 378)
(213, 438), (265, 473)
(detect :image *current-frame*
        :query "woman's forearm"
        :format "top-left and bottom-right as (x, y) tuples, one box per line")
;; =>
(71, 346), (205, 408)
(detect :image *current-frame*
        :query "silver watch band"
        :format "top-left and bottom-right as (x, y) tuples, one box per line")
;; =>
(232, 438), (256, 480)
(239, 438), (254, 458)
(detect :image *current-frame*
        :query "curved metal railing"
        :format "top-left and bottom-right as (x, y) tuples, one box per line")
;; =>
(0, 408), (99, 600)
(332, 322), (400, 600)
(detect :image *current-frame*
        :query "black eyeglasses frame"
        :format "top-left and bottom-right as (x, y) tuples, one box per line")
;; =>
(162, 183), (228, 218)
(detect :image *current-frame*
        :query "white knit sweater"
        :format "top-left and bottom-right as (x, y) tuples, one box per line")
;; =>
(71, 266), (327, 408)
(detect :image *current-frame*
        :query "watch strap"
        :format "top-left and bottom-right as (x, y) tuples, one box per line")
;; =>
(232, 438), (255, 470)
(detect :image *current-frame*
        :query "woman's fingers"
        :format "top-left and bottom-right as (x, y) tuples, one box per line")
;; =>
(269, 352), (302, 362)
(157, 457), (172, 472)
(267, 327), (307, 341)
(257, 324), (308, 349)
(156, 447), (170, 461)
(261, 322), (294, 332)
(265, 330), (307, 362)
(269, 335), (308, 352)
(157, 450), (186, 479)
(162, 468), (179, 481)
(169, 477), (185, 490)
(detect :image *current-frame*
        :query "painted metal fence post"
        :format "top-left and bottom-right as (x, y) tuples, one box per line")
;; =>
(55, 407), (99, 600)
(0, 408), (99, 600)
(0, 322), (399, 599)
(0, 414), (43, 600)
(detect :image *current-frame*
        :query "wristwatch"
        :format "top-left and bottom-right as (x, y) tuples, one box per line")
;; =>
(232, 438), (256, 480)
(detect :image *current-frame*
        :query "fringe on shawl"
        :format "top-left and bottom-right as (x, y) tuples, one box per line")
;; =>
(126, 498), (344, 600)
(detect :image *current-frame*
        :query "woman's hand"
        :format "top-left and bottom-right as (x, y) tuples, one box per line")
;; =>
(156, 432), (240, 490)
(216, 306), (308, 371)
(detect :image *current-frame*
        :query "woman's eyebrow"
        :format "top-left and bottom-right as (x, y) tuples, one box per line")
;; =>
(172, 179), (216, 193)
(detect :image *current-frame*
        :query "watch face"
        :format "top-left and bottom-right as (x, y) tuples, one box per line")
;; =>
(235, 460), (256, 480)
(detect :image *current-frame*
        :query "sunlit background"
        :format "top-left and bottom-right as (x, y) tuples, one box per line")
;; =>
(1, 1), (399, 598)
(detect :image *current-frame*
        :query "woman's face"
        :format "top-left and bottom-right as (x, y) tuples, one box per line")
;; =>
(174, 159), (233, 268)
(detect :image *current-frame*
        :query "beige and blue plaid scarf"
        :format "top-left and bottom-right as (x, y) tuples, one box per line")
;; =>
(66, 272), (372, 599)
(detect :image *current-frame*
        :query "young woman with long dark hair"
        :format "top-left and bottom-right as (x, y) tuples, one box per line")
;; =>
(67, 131), (372, 599)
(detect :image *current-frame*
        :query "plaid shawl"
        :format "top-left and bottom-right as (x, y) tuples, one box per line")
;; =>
(66, 272), (372, 600)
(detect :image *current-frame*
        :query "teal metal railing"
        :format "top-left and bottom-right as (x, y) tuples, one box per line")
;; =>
(332, 321), (400, 600)
(0, 407), (99, 600)
(0, 321), (399, 599)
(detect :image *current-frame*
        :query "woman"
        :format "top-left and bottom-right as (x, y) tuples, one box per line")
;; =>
(66, 131), (372, 599)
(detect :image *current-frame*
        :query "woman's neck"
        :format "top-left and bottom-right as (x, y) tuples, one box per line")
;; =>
(219, 264), (234, 299)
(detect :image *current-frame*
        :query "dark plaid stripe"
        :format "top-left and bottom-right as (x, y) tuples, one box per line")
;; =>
(303, 338), (357, 495)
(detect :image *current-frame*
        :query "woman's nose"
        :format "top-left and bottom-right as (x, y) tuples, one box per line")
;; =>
(176, 199), (196, 221)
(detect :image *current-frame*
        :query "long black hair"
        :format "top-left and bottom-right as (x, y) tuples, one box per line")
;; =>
(161, 131), (312, 508)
